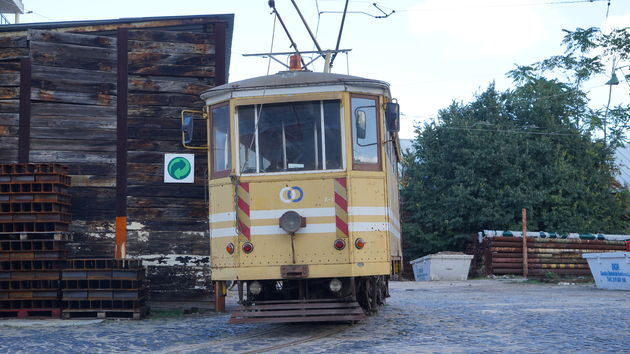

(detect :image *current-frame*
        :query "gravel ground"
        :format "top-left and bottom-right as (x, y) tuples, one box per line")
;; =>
(1, 279), (629, 353)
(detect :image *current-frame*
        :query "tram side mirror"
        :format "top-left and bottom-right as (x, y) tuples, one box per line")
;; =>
(182, 112), (194, 144)
(180, 110), (206, 149)
(385, 101), (400, 133)
(355, 110), (367, 140)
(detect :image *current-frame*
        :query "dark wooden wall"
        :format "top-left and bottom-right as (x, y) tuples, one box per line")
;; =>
(0, 35), (24, 162)
(125, 28), (213, 296)
(27, 30), (118, 257)
(0, 17), (230, 298)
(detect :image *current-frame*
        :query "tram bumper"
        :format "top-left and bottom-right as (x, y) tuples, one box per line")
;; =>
(229, 299), (366, 324)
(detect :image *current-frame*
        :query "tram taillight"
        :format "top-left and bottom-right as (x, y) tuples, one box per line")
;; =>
(355, 238), (366, 249)
(334, 239), (346, 250)
(242, 242), (254, 254)
(226, 243), (235, 254)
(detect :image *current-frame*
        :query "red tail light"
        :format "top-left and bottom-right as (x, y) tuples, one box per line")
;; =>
(226, 243), (235, 254)
(355, 238), (366, 249)
(334, 239), (346, 250)
(242, 242), (254, 254)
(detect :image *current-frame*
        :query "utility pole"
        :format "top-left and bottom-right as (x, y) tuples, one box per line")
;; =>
(522, 208), (528, 278)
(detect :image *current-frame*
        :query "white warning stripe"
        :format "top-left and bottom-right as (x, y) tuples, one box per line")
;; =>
(209, 212), (236, 224)
(251, 208), (335, 219)
(252, 223), (336, 236)
(210, 227), (237, 238)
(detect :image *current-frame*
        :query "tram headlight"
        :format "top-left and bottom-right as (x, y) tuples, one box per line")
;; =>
(329, 278), (342, 293)
(279, 211), (305, 234)
(249, 281), (262, 295)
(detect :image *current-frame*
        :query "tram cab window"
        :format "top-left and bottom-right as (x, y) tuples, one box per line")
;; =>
(352, 96), (381, 170)
(238, 100), (342, 174)
(211, 103), (231, 178)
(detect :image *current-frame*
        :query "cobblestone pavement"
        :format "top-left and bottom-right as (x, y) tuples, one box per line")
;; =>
(1, 279), (629, 353)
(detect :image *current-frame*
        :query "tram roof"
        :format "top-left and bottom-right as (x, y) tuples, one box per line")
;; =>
(200, 70), (391, 102)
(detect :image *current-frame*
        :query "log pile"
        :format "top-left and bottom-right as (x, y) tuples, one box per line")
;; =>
(483, 236), (627, 277)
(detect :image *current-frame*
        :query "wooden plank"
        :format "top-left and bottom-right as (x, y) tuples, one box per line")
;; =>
(0, 61), (21, 72)
(28, 29), (116, 48)
(67, 163), (116, 176)
(0, 136), (18, 146)
(31, 116), (116, 129)
(127, 162), (206, 184)
(31, 78), (117, 96)
(128, 93), (202, 107)
(128, 40), (215, 55)
(128, 76), (210, 94)
(31, 88), (116, 106)
(127, 139), (194, 152)
(127, 184), (206, 199)
(0, 48), (28, 60)
(31, 65), (116, 84)
(128, 105), (190, 118)
(0, 100), (18, 113)
(30, 127), (116, 140)
(127, 196), (207, 209)
(69, 175), (116, 188)
(129, 64), (214, 78)
(0, 36), (27, 48)
(0, 87), (19, 100)
(32, 102), (116, 118)
(0, 73), (20, 86)
(128, 127), (182, 142)
(0, 125), (18, 136)
(0, 113), (18, 125)
(127, 29), (214, 44)
(129, 52), (215, 67)
(127, 207), (206, 221)
(0, 149), (17, 162)
(31, 138), (116, 152)
(29, 150), (116, 164)
(30, 41), (116, 71)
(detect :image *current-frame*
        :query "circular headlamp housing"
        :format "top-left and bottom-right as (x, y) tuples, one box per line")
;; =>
(242, 242), (254, 254)
(249, 281), (262, 295)
(279, 211), (304, 234)
(226, 242), (235, 254)
(329, 278), (342, 293)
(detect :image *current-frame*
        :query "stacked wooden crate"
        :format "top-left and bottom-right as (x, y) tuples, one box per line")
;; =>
(0, 163), (71, 318)
(483, 236), (628, 277)
(61, 259), (148, 319)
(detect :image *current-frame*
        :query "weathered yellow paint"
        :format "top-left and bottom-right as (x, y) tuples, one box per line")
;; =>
(206, 88), (401, 282)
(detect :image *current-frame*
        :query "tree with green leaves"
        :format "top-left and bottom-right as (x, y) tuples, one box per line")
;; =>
(401, 27), (630, 261)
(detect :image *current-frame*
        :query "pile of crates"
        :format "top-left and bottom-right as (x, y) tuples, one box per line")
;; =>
(0, 233), (69, 319)
(61, 259), (148, 319)
(0, 163), (71, 319)
(1, 163), (148, 320)
(0, 163), (71, 233)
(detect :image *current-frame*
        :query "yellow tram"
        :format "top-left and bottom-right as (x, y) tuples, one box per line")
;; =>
(184, 67), (402, 323)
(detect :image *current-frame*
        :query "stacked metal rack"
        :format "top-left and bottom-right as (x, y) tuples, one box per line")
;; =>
(0, 163), (71, 233)
(61, 259), (149, 320)
(0, 163), (72, 319)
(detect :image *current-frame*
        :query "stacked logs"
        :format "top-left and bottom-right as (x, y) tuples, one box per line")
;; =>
(483, 237), (628, 277)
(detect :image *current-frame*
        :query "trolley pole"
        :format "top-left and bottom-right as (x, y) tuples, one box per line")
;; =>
(522, 208), (528, 278)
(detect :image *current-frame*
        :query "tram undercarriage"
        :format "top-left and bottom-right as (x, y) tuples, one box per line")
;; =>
(229, 276), (390, 324)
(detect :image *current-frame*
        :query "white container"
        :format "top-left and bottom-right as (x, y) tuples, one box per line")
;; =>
(409, 253), (473, 281)
(582, 252), (630, 290)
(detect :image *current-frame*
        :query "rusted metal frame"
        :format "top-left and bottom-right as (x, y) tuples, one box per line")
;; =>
(214, 281), (225, 312)
(115, 28), (128, 260)
(235, 302), (360, 310)
(231, 308), (364, 317)
(18, 57), (31, 163)
(213, 22), (227, 86)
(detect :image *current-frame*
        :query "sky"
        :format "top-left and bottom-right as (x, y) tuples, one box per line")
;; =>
(7, 0), (630, 139)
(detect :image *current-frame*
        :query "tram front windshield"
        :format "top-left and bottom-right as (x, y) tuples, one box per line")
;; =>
(238, 100), (342, 173)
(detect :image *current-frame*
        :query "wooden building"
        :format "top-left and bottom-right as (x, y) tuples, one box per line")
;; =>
(0, 14), (233, 298)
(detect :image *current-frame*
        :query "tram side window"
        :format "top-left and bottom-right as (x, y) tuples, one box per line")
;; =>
(351, 96), (381, 170)
(211, 103), (231, 178)
(237, 100), (342, 173)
